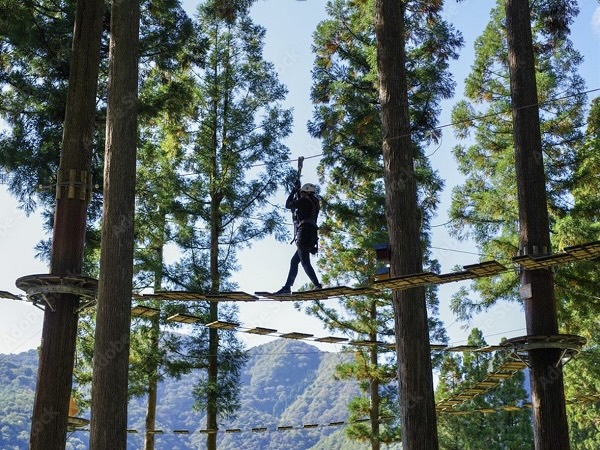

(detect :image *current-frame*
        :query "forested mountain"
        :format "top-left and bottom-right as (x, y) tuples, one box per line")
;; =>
(0, 340), (402, 450)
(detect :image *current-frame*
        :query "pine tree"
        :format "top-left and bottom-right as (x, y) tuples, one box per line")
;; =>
(163, 1), (293, 448)
(307, 0), (462, 447)
(553, 99), (600, 448)
(448, 1), (596, 444)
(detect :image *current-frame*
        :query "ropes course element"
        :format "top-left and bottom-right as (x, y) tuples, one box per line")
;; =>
(441, 392), (600, 415)
(255, 285), (378, 301)
(501, 334), (587, 368)
(11, 274), (98, 313)
(1, 241), (596, 427)
(156, 312), (516, 355)
(134, 290), (259, 302)
(71, 416), (384, 435)
(437, 334), (590, 413)
(66, 392), (600, 433)
(67, 416), (90, 432)
(2, 241), (598, 310)
(436, 359), (528, 411)
(374, 260), (507, 290)
(512, 241), (600, 270)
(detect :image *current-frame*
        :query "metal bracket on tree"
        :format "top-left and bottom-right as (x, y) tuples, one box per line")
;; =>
(49, 169), (95, 201)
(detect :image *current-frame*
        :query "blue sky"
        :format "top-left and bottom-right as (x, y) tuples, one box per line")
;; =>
(1, 0), (598, 355)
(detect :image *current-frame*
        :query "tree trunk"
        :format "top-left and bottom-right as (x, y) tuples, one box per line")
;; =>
(144, 213), (165, 450)
(144, 317), (160, 450)
(29, 0), (104, 448)
(504, 1), (569, 449)
(89, 0), (140, 448)
(374, 1), (439, 448)
(206, 304), (219, 449)
(369, 301), (380, 450)
(206, 191), (221, 450)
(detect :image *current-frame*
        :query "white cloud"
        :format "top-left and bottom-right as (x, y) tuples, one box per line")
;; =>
(593, 7), (600, 35)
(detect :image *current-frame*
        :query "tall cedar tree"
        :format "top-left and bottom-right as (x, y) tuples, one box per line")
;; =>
(0, 0), (193, 263)
(130, 53), (200, 450)
(375, 0), (445, 446)
(20, 0), (104, 447)
(89, 0), (140, 447)
(163, 1), (293, 448)
(505, 0), (569, 446)
(306, 0), (461, 447)
(448, 0), (597, 444)
(449, 0), (585, 318)
(74, 31), (200, 450)
(554, 99), (600, 447)
(435, 329), (533, 449)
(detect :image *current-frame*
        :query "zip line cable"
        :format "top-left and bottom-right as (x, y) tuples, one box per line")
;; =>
(2, 83), (597, 357)
(174, 86), (598, 176)
(0, 330), (42, 364)
(1, 87), (596, 187)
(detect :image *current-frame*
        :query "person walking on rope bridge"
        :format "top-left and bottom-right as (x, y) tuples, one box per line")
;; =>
(274, 182), (322, 294)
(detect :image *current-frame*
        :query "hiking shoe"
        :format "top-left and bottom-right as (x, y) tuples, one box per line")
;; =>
(274, 286), (291, 295)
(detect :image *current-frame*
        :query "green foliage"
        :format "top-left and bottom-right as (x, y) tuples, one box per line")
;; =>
(554, 99), (600, 449)
(306, 0), (463, 446)
(0, 0), (76, 213)
(448, 1), (598, 444)
(184, 323), (249, 419)
(159, 0), (294, 431)
(2, 340), (374, 449)
(0, 350), (88, 449)
(0, 0), (193, 267)
(448, 0), (586, 301)
(0, 351), (37, 449)
(218, 340), (364, 450)
(165, 0), (294, 294)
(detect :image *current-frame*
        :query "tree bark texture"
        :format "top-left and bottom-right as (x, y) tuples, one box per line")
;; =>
(369, 303), (380, 450)
(29, 0), (104, 448)
(504, 1), (569, 449)
(144, 234), (165, 450)
(207, 192), (221, 450)
(89, 0), (140, 448)
(375, 1), (438, 449)
(144, 317), (160, 450)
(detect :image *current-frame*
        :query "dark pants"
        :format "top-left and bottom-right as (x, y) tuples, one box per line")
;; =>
(284, 225), (319, 288)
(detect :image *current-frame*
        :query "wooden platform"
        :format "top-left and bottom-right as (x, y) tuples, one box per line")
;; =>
(255, 285), (377, 301)
(374, 261), (507, 290)
(513, 240), (600, 269)
(137, 290), (258, 302)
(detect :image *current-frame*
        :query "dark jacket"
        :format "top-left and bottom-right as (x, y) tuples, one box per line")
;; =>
(286, 192), (319, 227)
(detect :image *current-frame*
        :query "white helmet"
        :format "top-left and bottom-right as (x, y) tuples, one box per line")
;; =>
(300, 183), (317, 194)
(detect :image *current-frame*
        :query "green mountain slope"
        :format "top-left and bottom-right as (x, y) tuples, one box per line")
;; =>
(1, 340), (379, 449)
